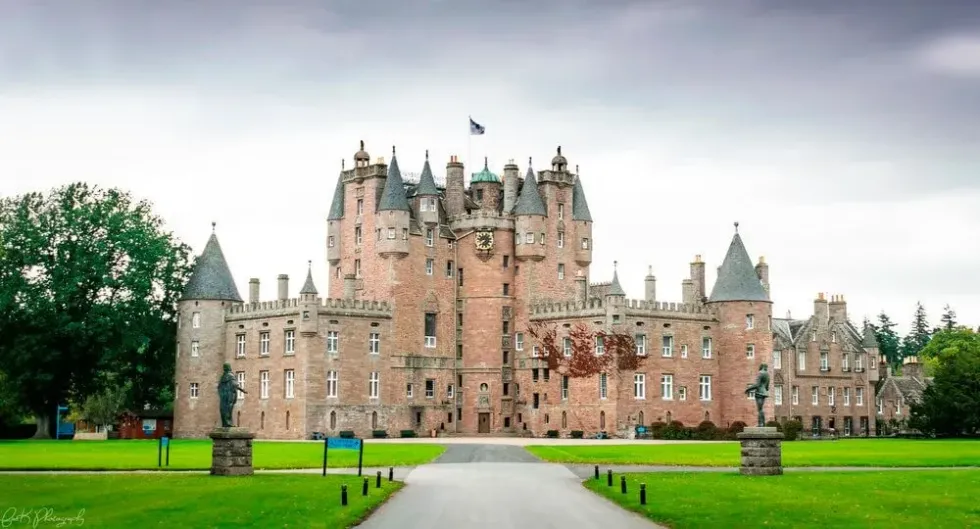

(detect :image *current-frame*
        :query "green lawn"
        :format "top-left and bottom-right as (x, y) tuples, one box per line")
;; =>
(586, 470), (980, 528)
(0, 474), (400, 528)
(0, 439), (444, 470)
(527, 439), (980, 467)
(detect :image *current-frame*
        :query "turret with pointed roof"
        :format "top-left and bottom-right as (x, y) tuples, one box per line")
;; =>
(607, 261), (626, 297)
(415, 150), (439, 196)
(513, 163), (547, 216)
(378, 146), (411, 212)
(572, 174), (592, 222)
(708, 223), (770, 303)
(181, 224), (242, 302)
(299, 261), (318, 296)
(415, 150), (441, 225)
(376, 146), (411, 257)
(514, 160), (547, 262)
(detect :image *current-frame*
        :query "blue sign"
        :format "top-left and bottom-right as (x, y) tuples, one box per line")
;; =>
(636, 426), (647, 434)
(327, 438), (361, 450)
(161, 436), (170, 447)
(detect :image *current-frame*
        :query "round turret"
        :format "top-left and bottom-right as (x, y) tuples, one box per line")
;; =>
(354, 140), (370, 167)
(551, 145), (567, 171)
(471, 157), (501, 211)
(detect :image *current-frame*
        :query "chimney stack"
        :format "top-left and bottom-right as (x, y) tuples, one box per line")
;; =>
(502, 159), (519, 214)
(755, 256), (769, 297)
(644, 266), (656, 302)
(445, 155), (465, 218)
(277, 274), (289, 301)
(681, 279), (695, 305)
(902, 356), (924, 380)
(248, 278), (260, 304)
(690, 255), (705, 302)
(813, 292), (829, 326)
(828, 294), (847, 322)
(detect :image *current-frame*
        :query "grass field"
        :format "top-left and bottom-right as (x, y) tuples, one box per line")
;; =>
(0, 439), (445, 470)
(0, 474), (400, 528)
(527, 439), (980, 467)
(585, 470), (980, 528)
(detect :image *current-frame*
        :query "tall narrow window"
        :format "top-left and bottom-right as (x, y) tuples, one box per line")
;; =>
(746, 314), (754, 329)
(424, 313), (437, 348)
(327, 331), (339, 353)
(557, 232), (565, 248)
(561, 376), (569, 400)
(599, 373), (607, 399)
(260, 371), (269, 399)
(662, 335), (673, 357)
(792, 386), (799, 405)
(326, 371), (338, 398)
(595, 336), (605, 355)
(285, 370), (295, 399)
(192, 312), (201, 328)
(702, 337), (712, 358)
(236, 371), (246, 401)
(236, 334), (246, 358)
(557, 263), (565, 279)
(426, 259), (434, 275)
(746, 344), (755, 359)
(797, 350), (806, 371)
(634, 373), (646, 399)
(699, 375), (712, 401)
(355, 226), (362, 245)
(369, 371), (380, 398)
(773, 350), (781, 369)
(259, 332), (270, 355)
(636, 335), (647, 355)
(563, 338), (572, 357)
(425, 228), (434, 246)
(661, 374), (673, 400)
(369, 332), (380, 354)
(774, 385), (783, 405)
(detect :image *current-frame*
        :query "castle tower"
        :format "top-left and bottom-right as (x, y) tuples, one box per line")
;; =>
(376, 146), (411, 257)
(298, 261), (320, 335)
(174, 224), (243, 438)
(513, 160), (546, 262)
(571, 165), (593, 267)
(415, 150), (440, 225)
(604, 261), (626, 326)
(327, 162), (346, 267)
(502, 160), (519, 214)
(470, 157), (502, 212)
(706, 223), (773, 427)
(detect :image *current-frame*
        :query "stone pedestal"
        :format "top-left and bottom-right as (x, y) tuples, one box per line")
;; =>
(736, 426), (783, 476)
(209, 427), (254, 476)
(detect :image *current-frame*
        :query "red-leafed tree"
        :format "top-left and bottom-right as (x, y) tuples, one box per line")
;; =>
(525, 321), (643, 378)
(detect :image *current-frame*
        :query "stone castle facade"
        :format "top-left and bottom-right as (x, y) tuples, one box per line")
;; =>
(173, 142), (880, 439)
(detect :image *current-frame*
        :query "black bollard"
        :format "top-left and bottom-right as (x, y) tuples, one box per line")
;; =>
(362, 477), (369, 496)
(640, 483), (647, 505)
(388, 467), (394, 482)
(341, 485), (348, 506)
(594, 465), (599, 480)
(620, 475), (627, 494)
(376, 470), (382, 488)
(607, 469), (613, 487)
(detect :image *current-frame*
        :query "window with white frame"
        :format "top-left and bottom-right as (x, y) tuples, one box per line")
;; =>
(599, 373), (607, 399)
(678, 386), (687, 400)
(260, 332), (270, 355)
(773, 350), (781, 369)
(515, 333), (524, 351)
(856, 387), (864, 405)
(746, 344), (755, 359)
(792, 386), (799, 405)
(533, 345), (541, 358)
(557, 263), (565, 279)
(798, 350), (806, 371)
(855, 354), (864, 370)
(370, 372), (380, 399)
(877, 397), (883, 414)
(285, 369), (295, 399)
(896, 398), (902, 415)
(843, 387), (850, 406)
(526, 233), (535, 244)
(595, 336), (605, 355)
(563, 338), (572, 356)
(327, 331), (338, 354)
(326, 371), (338, 398)
(561, 376), (569, 400)
(192, 312), (201, 328)
(426, 259), (434, 275)
(581, 237), (589, 249)
(190, 382), (199, 399)
(425, 379), (435, 399)
(285, 330), (295, 354)
(191, 341), (200, 357)
(635, 334), (647, 356)
(354, 259), (362, 278)
(355, 226), (362, 246)
(820, 351), (829, 371)
(680, 344), (688, 358)
(328, 236), (336, 247)
(446, 260), (454, 277)
(425, 228), (434, 246)
(702, 337), (712, 359)
(558, 203), (565, 220)
(236, 334), (246, 358)
(424, 313), (437, 348)
(746, 314), (754, 329)
(662, 335), (673, 357)
(828, 386), (835, 406)
(774, 385), (783, 405)
(557, 231), (564, 248)
(260, 371), (269, 399)
(369, 332), (380, 354)
(699, 375), (712, 401)
(842, 354), (850, 370)
(356, 198), (364, 215)
(447, 384), (454, 398)
(634, 373), (646, 399)
(387, 227), (395, 239)
(236, 371), (246, 401)
(406, 383), (414, 398)
(661, 374), (673, 400)
(811, 386), (819, 405)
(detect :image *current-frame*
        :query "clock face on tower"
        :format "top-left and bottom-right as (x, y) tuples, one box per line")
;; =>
(475, 231), (494, 251)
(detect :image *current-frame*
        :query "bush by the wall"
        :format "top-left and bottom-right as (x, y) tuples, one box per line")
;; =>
(765, 420), (781, 431)
(648, 421), (668, 439)
(695, 420), (718, 440)
(663, 421), (692, 440)
(339, 430), (356, 439)
(781, 419), (803, 441)
(570, 430), (584, 439)
(399, 429), (417, 438)
(371, 430), (388, 438)
(546, 430), (559, 438)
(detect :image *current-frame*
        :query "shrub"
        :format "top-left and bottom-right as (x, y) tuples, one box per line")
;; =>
(399, 429), (417, 438)
(695, 420), (718, 440)
(648, 421), (668, 439)
(546, 430), (559, 438)
(781, 419), (803, 441)
(727, 421), (747, 434)
(371, 430), (388, 438)
(570, 430), (584, 439)
(339, 430), (356, 439)
(663, 420), (692, 440)
(765, 420), (781, 431)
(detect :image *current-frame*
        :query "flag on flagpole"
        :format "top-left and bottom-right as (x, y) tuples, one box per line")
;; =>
(469, 117), (485, 135)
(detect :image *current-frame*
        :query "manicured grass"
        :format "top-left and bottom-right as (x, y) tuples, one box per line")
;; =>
(527, 439), (980, 467)
(0, 439), (444, 470)
(585, 470), (980, 528)
(0, 474), (400, 528)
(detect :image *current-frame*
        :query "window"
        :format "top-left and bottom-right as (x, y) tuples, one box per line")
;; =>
(369, 372), (380, 399)
(634, 373), (646, 399)
(190, 383), (199, 399)
(746, 344), (755, 359)
(842, 354), (850, 371)
(563, 338), (572, 357)
(260, 371), (269, 399)
(797, 351), (806, 371)
(446, 261), (454, 277)
(773, 350), (781, 369)
(558, 203), (565, 220)
(828, 386), (835, 406)
(369, 332), (380, 354)
(599, 373), (607, 399)
(406, 383), (414, 398)
(260, 332), (270, 355)
(532, 369), (539, 382)
(236, 334), (246, 358)
(876, 398), (883, 414)
(533, 393), (539, 409)
(192, 312), (201, 328)
(502, 283), (509, 295)
(425, 229), (434, 246)
(680, 344), (688, 358)
(774, 385), (783, 405)
(525, 233), (534, 244)
(595, 336), (605, 355)
(387, 227), (395, 239)
(702, 337), (712, 359)
(662, 335), (673, 357)
(476, 188), (484, 201)
(561, 376), (569, 400)
(746, 314), (754, 329)
(236, 371), (246, 401)
(376, 229), (381, 240)
(356, 198), (364, 215)
(699, 375), (712, 401)
(354, 259), (361, 278)
(285, 370), (295, 399)
(820, 351), (829, 371)
(678, 386), (687, 400)
(515, 333), (524, 351)
(502, 255), (509, 267)
(425, 379), (435, 399)
(636, 334), (647, 356)
(285, 330), (295, 354)
(557, 232), (565, 248)
(811, 332), (817, 342)
(447, 385), (454, 398)
(327, 371), (338, 398)
(856, 387), (864, 406)
(402, 228), (408, 240)
(661, 374), (673, 400)
(426, 259), (434, 275)
(843, 387), (850, 406)
(328, 236), (335, 247)
(355, 227), (362, 245)
(424, 313), (437, 348)
(792, 386), (799, 405)
(539, 233), (545, 245)
(327, 331), (339, 354)
(811, 386), (819, 405)
(191, 341), (200, 357)
(557, 263), (565, 279)
(532, 345), (540, 358)
(897, 399), (902, 415)
(831, 331), (837, 343)
(855, 355), (864, 370)
(581, 237), (589, 249)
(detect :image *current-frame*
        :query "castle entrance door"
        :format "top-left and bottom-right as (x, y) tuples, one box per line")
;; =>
(478, 413), (490, 433)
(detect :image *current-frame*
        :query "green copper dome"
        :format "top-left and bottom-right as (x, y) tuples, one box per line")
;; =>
(471, 157), (500, 184)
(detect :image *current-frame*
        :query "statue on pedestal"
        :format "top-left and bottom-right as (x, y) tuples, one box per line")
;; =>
(218, 363), (246, 428)
(744, 363), (770, 428)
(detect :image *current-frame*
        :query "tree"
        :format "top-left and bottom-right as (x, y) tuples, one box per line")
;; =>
(525, 322), (640, 378)
(939, 304), (958, 332)
(0, 183), (193, 438)
(908, 328), (980, 436)
(79, 383), (128, 432)
(900, 302), (932, 360)
(872, 312), (901, 367)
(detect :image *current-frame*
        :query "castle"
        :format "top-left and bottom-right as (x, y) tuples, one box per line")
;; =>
(173, 142), (881, 439)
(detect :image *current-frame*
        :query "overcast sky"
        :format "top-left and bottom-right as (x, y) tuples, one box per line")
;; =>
(2, 0), (978, 335)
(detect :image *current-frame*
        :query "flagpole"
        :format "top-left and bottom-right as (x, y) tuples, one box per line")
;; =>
(467, 118), (472, 185)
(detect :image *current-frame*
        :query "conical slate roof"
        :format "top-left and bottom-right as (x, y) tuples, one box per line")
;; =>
(572, 175), (592, 222)
(513, 164), (547, 216)
(299, 262), (318, 295)
(327, 174), (345, 220)
(608, 263), (626, 296)
(708, 229), (769, 303)
(181, 229), (242, 302)
(416, 151), (439, 196)
(378, 148), (411, 212)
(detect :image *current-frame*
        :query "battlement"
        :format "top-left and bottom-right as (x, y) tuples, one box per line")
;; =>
(622, 298), (711, 316)
(226, 297), (394, 320)
(537, 169), (577, 187)
(528, 297), (714, 322)
(342, 161), (387, 183)
(529, 299), (606, 320)
(450, 209), (515, 231)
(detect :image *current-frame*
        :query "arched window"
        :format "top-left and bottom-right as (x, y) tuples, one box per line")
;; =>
(561, 411), (567, 429)
(286, 410), (291, 430)
(666, 411), (672, 423)
(260, 411), (265, 430)
(330, 410), (337, 429)
(704, 411), (710, 421)
(600, 411), (606, 429)
(638, 411), (645, 426)
(371, 411), (378, 429)
(480, 383), (489, 392)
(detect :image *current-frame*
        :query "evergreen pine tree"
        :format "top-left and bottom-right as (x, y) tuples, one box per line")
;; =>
(901, 302), (932, 359)
(940, 304), (957, 331)
(874, 312), (901, 366)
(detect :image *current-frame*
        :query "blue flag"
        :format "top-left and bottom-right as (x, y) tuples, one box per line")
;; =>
(469, 117), (485, 135)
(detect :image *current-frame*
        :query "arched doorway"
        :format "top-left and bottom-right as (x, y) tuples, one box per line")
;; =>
(638, 411), (645, 426)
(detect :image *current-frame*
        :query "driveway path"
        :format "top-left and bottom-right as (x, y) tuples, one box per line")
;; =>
(355, 444), (662, 529)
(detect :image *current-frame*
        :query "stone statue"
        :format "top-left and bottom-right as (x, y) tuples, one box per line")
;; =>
(218, 363), (247, 428)
(744, 363), (770, 428)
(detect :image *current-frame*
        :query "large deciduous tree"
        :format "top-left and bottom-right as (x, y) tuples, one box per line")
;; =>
(0, 183), (192, 437)
(908, 328), (980, 437)
(526, 322), (640, 378)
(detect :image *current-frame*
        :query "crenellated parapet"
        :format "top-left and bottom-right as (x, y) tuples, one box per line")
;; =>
(536, 169), (577, 187)
(528, 298), (607, 321)
(622, 298), (715, 320)
(528, 297), (716, 322)
(450, 210), (515, 231)
(226, 297), (394, 321)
